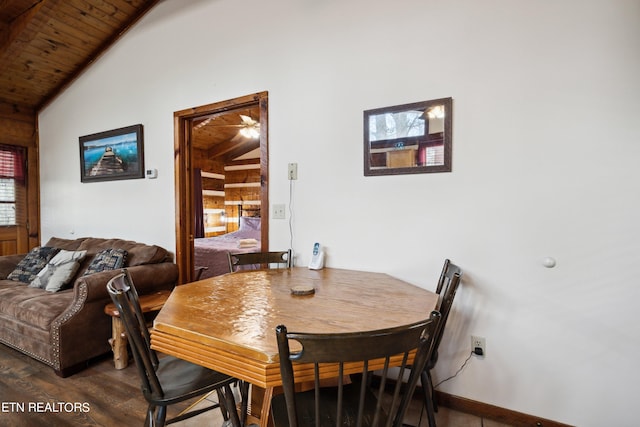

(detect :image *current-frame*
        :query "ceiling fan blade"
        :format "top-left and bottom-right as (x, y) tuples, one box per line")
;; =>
(239, 114), (258, 126)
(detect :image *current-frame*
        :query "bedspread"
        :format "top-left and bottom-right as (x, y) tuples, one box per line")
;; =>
(194, 216), (261, 279)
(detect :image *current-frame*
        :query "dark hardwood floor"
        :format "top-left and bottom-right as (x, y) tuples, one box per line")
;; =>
(0, 344), (192, 426)
(0, 343), (534, 427)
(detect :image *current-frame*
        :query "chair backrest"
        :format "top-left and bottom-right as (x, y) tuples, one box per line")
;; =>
(431, 260), (462, 363)
(275, 311), (441, 427)
(227, 249), (292, 272)
(106, 270), (164, 400)
(435, 258), (462, 295)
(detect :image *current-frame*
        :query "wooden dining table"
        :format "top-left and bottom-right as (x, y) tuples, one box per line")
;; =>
(150, 267), (438, 426)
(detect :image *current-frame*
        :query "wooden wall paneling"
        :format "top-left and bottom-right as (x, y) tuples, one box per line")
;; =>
(202, 175), (224, 192)
(224, 165), (261, 183)
(224, 186), (261, 202)
(193, 148), (227, 236)
(223, 161), (261, 232)
(0, 227), (18, 255)
(0, 101), (37, 254)
(0, 102), (35, 146)
(202, 173), (226, 237)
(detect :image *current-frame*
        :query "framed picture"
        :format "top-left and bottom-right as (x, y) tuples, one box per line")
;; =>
(79, 124), (144, 183)
(364, 98), (452, 176)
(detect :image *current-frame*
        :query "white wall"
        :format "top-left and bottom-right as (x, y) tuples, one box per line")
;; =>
(38, 0), (640, 425)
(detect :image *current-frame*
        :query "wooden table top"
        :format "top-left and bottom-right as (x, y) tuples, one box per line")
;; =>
(151, 267), (438, 388)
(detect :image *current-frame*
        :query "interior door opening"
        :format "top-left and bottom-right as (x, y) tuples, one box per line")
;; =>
(174, 92), (269, 284)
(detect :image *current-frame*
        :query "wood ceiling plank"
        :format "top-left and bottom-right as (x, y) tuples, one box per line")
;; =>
(30, 26), (99, 58)
(53, 1), (131, 41)
(3, 58), (70, 86)
(21, 42), (84, 71)
(69, 0), (133, 24)
(41, 11), (104, 47)
(66, 1), (126, 33)
(0, 69), (53, 96)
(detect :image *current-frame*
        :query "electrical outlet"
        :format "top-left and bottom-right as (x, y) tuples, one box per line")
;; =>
(272, 204), (286, 219)
(288, 163), (298, 180)
(471, 335), (486, 356)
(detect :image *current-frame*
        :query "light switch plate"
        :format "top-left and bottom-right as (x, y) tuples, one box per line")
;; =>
(273, 204), (286, 219)
(288, 163), (298, 180)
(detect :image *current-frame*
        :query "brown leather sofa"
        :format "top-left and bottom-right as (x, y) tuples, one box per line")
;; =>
(0, 237), (178, 377)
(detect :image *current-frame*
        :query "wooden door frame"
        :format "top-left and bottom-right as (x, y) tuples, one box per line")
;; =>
(174, 92), (269, 284)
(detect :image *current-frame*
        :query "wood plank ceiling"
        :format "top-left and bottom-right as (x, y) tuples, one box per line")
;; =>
(0, 0), (260, 157)
(0, 0), (160, 112)
(191, 106), (262, 162)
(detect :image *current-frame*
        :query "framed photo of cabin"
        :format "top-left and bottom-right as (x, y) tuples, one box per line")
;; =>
(79, 124), (145, 183)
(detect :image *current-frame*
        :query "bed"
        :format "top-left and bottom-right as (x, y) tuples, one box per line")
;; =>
(194, 215), (261, 279)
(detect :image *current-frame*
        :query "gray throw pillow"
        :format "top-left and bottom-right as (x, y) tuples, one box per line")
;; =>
(29, 250), (88, 292)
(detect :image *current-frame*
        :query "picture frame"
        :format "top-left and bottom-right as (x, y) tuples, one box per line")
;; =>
(79, 124), (144, 183)
(363, 97), (452, 176)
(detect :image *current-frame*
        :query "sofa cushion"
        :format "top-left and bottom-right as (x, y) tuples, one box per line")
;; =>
(76, 238), (169, 266)
(0, 285), (73, 331)
(7, 247), (60, 283)
(29, 250), (88, 292)
(82, 248), (127, 276)
(44, 237), (87, 251)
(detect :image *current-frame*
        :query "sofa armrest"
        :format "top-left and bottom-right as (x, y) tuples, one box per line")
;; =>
(72, 262), (178, 304)
(0, 254), (24, 279)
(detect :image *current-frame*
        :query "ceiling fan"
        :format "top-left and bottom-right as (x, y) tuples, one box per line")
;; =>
(236, 115), (260, 139)
(193, 112), (260, 140)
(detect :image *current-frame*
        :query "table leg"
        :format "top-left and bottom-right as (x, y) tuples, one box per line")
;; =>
(109, 316), (128, 369)
(249, 385), (275, 427)
(259, 387), (274, 427)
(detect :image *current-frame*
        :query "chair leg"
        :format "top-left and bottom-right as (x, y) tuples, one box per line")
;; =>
(145, 405), (154, 427)
(155, 405), (168, 427)
(221, 384), (242, 427)
(146, 404), (167, 427)
(239, 380), (250, 427)
(426, 370), (438, 412)
(421, 370), (437, 427)
(216, 389), (230, 421)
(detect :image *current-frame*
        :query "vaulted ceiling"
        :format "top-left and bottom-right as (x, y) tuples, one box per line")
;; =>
(0, 0), (160, 113)
(0, 0), (260, 156)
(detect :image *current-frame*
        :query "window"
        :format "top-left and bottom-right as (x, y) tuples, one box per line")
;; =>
(0, 145), (26, 226)
(0, 178), (16, 225)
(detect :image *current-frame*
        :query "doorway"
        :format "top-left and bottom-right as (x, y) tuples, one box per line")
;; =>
(174, 92), (269, 284)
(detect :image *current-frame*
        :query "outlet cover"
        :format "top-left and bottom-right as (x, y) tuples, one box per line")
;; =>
(471, 335), (486, 356)
(273, 204), (286, 219)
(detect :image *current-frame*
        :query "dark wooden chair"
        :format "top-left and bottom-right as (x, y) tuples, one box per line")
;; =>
(272, 311), (441, 427)
(106, 270), (243, 427)
(227, 249), (292, 272)
(421, 259), (462, 426)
